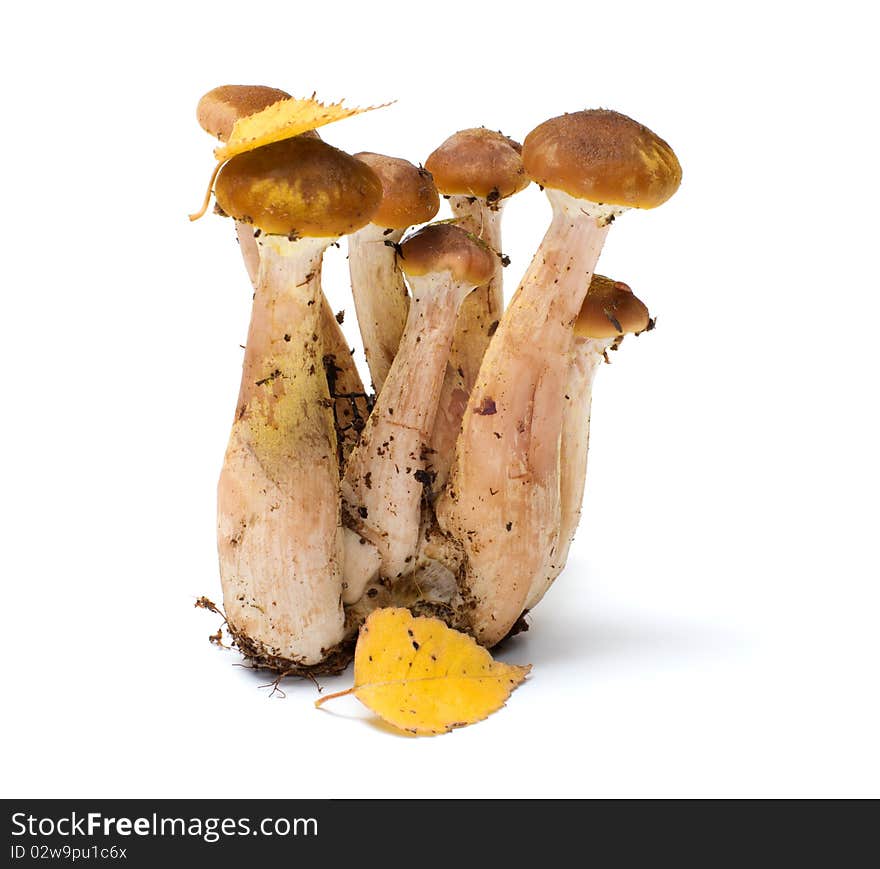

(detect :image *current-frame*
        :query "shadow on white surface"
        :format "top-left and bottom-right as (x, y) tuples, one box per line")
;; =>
(514, 608), (746, 667)
(498, 557), (748, 670)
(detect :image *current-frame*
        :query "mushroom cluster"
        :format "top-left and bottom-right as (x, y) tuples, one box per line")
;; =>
(193, 86), (681, 673)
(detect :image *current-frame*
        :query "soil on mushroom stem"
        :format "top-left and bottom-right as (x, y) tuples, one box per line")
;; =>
(209, 595), (527, 676)
(206, 433), (532, 675)
(227, 622), (356, 677)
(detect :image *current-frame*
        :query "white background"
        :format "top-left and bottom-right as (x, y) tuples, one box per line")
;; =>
(3, 0), (878, 798)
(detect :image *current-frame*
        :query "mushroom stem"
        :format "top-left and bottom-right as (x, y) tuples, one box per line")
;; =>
(341, 527), (382, 605)
(524, 335), (613, 610)
(342, 271), (476, 580)
(235, 219), (262, 286)
(429, 198), (504, 490)
(437, 190), (610, 646)
(317, 286), (371, 467)
(347, 224), (409, 393)
(218, 234), (345, 666)
(235, 220), (369, 464)
(446, 195), (505, 387)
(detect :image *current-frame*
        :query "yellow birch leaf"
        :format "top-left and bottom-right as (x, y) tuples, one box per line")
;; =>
(214, 95), (392, 162)
(189, 93), (391, 221)
(316, 607), (531, 735)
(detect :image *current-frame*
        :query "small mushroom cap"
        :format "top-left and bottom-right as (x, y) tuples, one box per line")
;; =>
(425, 128), (529, 200)
(354, 152), (440, 229)
(197, 85), (291, 141)
(400, 223), (496, 286)
(214, 137), (383, 238)
(523, 109), (681, 209)
(574, 275), (651, 338)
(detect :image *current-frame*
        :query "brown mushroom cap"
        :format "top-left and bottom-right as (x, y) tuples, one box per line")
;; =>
(425, 128), (529, 200)
(354, 152), (440, 229)
(400, 223), (496, 286)
(523, 110), (681, 209)
(214, 137), (383, 238)
(574, 275), (651, 338)
(197, 85), (291, 142)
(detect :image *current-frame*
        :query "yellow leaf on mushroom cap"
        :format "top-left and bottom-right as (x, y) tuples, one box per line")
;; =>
(317, 607), (531, 735)
(214, 95), (393, 162)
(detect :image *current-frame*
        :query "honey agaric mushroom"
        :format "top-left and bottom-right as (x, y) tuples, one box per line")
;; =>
(348, 152), (440, 394)
(341, 223), (495, 581)
(198, 85), (294, 274)
(213, 136), (382, 670)
(424, 129), (529, 488)
(438, 109), (681, 646)
(525, 275), (652, 610)
(197, 84), (292, 142)
(196, 86), (371, 463)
